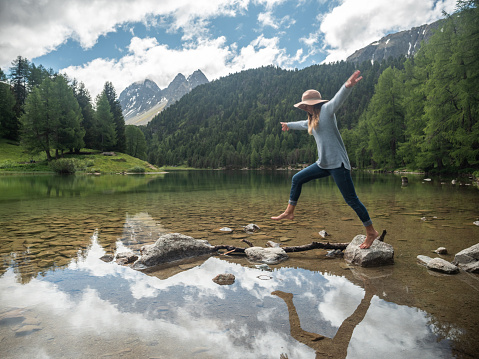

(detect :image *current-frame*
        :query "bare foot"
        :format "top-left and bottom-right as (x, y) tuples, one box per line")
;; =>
(271, 212), (294, 220)
(359, 230), (379, 249)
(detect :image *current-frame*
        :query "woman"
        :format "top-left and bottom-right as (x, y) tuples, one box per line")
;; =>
(271, 70), (378, 249)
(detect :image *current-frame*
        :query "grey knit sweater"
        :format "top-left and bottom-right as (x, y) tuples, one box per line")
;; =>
(286, 83), (352, 170)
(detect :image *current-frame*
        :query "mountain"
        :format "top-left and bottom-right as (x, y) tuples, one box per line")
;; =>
(346, 19), (444, 64)
(119, 69), (209, 126)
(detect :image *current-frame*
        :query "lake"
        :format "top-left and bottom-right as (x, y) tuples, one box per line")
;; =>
(0, 171), (478, 359)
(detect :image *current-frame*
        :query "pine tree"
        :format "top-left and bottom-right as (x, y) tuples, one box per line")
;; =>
(0, 70), (17, 140)
(20, 78), (59, 160)
(9, 56), (29, 110)
(125, 125), (147, 160)
(95, 92), (117, 151)
(103, 82), (126, 152)
(73, 81), (97, 150)
(52, 76), (84, 155)
(365, 67), (405, 168)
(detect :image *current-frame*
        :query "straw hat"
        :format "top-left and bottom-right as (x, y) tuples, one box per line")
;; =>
(294, 89), (328, 110)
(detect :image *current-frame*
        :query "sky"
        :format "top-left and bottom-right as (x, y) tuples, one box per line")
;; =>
(0, 0), (457, 99)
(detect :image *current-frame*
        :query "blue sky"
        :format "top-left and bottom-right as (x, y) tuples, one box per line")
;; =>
(0, 0), (456, 98)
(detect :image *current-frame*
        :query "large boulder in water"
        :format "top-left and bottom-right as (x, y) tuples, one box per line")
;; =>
(133, 233), (215, 269)
(453, 243), (479, 273)
(344, 235), (394, 267)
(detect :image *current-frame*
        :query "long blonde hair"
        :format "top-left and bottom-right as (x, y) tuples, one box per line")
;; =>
(307, 103), (323, 134)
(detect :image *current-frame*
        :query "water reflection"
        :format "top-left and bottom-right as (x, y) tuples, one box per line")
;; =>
(1, 172), (478, 358)
(0, 232), (454, 359)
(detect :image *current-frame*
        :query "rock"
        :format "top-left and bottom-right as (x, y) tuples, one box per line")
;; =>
(459, 261), (479, 273)
(245, 247), (288, 264)
(417, 255), (433, 266)
(115, 252), (138, 265)
(473, 221), (479, 226)
(133, 233), (215, 269)
(433, 247), (448, 255)
(266, 241), (280, 248)
(318, 230), (329, 238)
(243, 224), (260, 233)
(343, 235), (394, 267)
(219, 227), (233, 232)
(212, 273), (235, 285)
(426, 258), (459, 274)
(14, 324), (42, 336)
(326, 249), (343, 258)
(453, 243), (479, 265)
(255, 264), (272, 271)
(100, 255), (114, 262)
(453, 243), (479, 272)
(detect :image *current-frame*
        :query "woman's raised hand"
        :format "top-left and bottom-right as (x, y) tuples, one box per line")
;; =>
(345, 70), (363, 88)
(280, 122), (289, 131)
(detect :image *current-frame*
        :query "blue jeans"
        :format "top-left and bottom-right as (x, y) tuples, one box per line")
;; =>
(288, 163), (373, 227)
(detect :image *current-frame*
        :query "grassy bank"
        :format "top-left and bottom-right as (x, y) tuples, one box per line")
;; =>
(0, 140), (160, 174)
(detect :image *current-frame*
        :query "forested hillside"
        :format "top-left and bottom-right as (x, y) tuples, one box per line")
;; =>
(144, 1), (478, 173)
(143, 58), (404, 169)
(1, 1), (476, 174)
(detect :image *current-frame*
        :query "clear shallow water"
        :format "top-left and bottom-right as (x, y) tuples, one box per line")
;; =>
(0, 171), (478, 359)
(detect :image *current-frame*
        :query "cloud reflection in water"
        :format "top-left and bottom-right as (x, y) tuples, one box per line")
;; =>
(0, 234), (451, 359)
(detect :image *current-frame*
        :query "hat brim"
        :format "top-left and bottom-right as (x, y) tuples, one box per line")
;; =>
(294, 99), (329, 110)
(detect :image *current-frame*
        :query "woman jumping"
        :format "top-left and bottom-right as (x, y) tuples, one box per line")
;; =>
(271, 70), (379, 249)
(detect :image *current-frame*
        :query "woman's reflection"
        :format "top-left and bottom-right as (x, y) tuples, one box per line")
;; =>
(273, 282), (373, 359)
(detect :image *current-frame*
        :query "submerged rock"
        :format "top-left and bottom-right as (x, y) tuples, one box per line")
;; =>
(343, 235), (394, 267)
(212, 273), (235, 285)
(100, 254), (114, 262)
(245, 247), (288, 264)
(133, 233), (215, 269)
(426, 258), (459, 274)
(243, 224), (260, 233)
(116, 252), (138, 265)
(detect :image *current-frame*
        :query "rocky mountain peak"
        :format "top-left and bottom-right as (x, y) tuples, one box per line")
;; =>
(346, 19), (444, 64)
(119, 70), (209, 126)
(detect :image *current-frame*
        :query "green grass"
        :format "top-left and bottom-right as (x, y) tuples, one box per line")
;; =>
(0, 139), (160, 174)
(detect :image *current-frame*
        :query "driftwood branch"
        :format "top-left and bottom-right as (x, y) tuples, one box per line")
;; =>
(242, 239), (254, 247)
(282, 242), (350, 253)
(213, 230), (387, 256)
(378, 230), (387, 242)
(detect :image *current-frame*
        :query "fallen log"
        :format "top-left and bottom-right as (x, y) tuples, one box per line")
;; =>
(213, 230), (387, 256)
(282, 241), (350, 253)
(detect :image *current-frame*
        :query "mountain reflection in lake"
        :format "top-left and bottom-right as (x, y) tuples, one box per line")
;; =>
(0, 171), (478, 359)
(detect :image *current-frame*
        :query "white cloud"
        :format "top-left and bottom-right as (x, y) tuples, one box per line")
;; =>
(258, 11), (280, 29)
(0, 0), (249, 69)
(62, 34), (292, 98)
(0, 0), (456, 99)
(258, 11), (295, 30)
(315, 0), (457, 63)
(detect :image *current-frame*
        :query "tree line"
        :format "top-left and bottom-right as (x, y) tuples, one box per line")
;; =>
(143, 0), (477, 173)
(342, 1), (478, 172)
(0, 58), (147, 161)
(2, 0), (476, 174)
